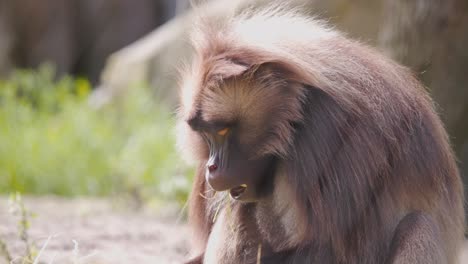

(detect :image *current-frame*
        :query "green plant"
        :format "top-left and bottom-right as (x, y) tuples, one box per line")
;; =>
(0, 237), (12, 263)
(7, 192), (37, 263)
(0, 65), (191, 203)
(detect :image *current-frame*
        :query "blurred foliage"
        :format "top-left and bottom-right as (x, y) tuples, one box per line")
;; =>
(0, 65), (191, 204)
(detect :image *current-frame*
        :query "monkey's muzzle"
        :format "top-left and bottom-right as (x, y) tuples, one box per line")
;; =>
(205, 154), (273, 201)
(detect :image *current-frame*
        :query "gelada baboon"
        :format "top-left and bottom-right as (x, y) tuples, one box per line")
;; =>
(177, 7), (465, 264)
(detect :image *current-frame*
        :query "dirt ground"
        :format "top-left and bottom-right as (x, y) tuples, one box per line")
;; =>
(0, 196), (190, 264)
(1, 197), (467, 264)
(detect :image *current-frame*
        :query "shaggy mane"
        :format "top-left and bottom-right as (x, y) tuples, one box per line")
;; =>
(181, 7), (464, 264)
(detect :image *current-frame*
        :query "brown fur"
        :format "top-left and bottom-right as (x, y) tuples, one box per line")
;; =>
(178, 7), (465, 264)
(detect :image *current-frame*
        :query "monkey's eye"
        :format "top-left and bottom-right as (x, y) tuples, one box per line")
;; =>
(217, 127), (229, 136)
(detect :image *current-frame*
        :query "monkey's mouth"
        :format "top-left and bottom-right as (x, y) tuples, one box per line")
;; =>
(229, 184), (247, 199)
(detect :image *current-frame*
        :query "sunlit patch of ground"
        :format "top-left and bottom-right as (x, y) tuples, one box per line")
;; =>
(0, 197), (190, 264)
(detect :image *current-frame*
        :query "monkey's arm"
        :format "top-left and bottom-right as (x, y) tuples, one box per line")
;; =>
(261, 212), (448, 264)
(185, 164), (212, 264)
(385, 211), (447, 264)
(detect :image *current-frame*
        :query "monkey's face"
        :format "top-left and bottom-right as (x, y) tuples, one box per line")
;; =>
(181, 69), (303, 201)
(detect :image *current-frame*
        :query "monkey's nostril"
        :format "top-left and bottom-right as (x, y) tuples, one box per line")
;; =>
(208, 164), (218, 172)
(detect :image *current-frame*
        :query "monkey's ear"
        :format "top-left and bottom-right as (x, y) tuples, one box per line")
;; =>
(210, 59), (250, 79)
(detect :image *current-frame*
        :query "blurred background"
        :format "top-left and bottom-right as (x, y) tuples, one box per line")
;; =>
(0, 0), (467, 263)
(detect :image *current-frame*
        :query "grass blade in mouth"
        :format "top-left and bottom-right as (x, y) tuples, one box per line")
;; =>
(229, 184), (247, 199)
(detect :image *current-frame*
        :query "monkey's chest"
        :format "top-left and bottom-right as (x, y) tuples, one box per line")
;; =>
(203, 205), (277, 264)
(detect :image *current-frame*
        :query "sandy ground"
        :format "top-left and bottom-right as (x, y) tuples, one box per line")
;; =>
(0, 197), (190, 264)
(0, 197), (467, 264)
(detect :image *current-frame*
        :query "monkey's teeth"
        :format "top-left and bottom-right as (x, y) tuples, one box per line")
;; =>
(230, 185), (247, 199)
